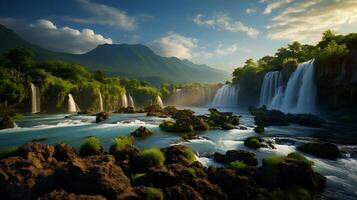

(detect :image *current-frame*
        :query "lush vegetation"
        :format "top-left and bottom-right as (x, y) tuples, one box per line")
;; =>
(79, 136), (103, 156)
(138, 147), (166, 169)
(226, 161), (247, 170)
(0, 48), (162, 112)
(0, 146), (17, 159)
(109, 136), (134, 153)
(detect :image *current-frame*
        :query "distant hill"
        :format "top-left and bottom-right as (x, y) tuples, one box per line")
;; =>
(0, 24), (230, 85)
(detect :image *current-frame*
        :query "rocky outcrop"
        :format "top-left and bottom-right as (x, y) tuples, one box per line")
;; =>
(297, 142), (341, 159)
(38, 190), (106, 200)
(244, 136), (275, 149)
(95, 111), (112, 123)
(130, 126), (153, 137)
(0, 116), (15, 130)
(213, 150), (257, 166)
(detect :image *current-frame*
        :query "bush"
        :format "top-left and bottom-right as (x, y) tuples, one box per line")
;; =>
(79, 136), (103, 156)
(226, 161), (247, 170)
(0, 146), (17, 159)
(138, 148), (165, 169)
(287, 152), (314, 167)
(182, 147), (196, 164)
(145, 187), (164, 200)
(244, 137), (261, 149)
(109, 136), (134, 153)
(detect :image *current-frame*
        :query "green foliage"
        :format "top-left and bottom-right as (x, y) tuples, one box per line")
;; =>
(182, 147), (196, 164)
(0, 146), (17, 159)
(271, 186), (311, 200)
(138, 148), (165, 169)
(263, 155), (285, 167)
(145, 187), (164, 200)
(79, 136), (103, 156)
(287, 152), (314, 167)
(244, 137), (261, 149)
(226, 161), (247, 170)
(110, 136), (134, 153)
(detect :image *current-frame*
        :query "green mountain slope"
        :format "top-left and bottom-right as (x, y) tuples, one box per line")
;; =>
(0, 24), (230, 84)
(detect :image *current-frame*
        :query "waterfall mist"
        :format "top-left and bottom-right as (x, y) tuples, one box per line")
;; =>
(30, 83), (40, 113)
(68, 94), (80, 113)
(210, 84), (240, 108)
(156, 96), (164, 108)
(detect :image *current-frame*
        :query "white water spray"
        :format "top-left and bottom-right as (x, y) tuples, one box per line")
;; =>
(156, 96), (164, 108)
(259, 71), (283, 107)
(210, 84), (239, 107)
(68, 94), (80, 113)
(30, 83), (40, 113)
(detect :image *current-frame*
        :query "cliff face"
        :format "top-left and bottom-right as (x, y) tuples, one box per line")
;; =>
(315, 51), (357, 111)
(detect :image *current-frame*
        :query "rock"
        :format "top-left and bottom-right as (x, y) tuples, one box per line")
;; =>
(38, 190), (106, 200)
(213, 150), (257, 166)
(145, 105), (162, 113)
(207, 108), (241, 128)
(297, 142), (341, 159)
(254, 125), (264, 133)
(244, 136), (275, 149)
(95, 112), (111, 123)
(133, 186), (163, 200)
(130, 126), (153, 137)
(189, 178), (228, 200)
(162, 106), (178, 116)
(12, 143), (56, 164)
(159, 120), (194, 133)
(165, 184), (203, 200)
(117, 106), (135, 113)
(221, 123), (235, 130)
(56, 155), (136, 199)
(54, 144), (77, 162)
(181, 133), (201, 141)
(0, 116), (15, 130)
(171, 109), (195, 120)
(286, 114), (323, 127)
(162, 145), (195, 166)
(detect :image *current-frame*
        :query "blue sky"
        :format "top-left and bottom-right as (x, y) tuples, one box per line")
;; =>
(0, 0), (356, 72)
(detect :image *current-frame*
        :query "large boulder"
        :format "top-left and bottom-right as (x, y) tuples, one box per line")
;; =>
(244, 136), (275, 149)
(0, 116), (16, 130)
(12, 143), (57, 164)
(130, 126), (153, 137)
(161, 145), (195, 166)
(213, 150), (257, 166)
(95, 112), (111, 123)
(297, 142), (341, 159)
(165, 184), (203, 200)
(54, 144), (77, 162)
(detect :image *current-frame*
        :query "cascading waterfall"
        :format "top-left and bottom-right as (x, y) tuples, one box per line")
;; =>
(128, 93), (135, 108)
(30, 83), (40, 113)
(259, 71), (282, 107)
(68, 94), (80, 113)
(266, 59), (317, 113)
(210, 84), (239, 107)
(121, 93), (128, 108)
(98, 90), (104, 112)
(156, 96), (164, 108)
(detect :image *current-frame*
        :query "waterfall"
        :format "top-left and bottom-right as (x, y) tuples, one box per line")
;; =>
(68, 94), (80, 113)
(98, 90), (104, 112)
(268, 60), (317, 113)
(127, 93), (135, 108)
(156, 96), (164, 108)
(210, 84), (239, 107)
(30, 83), (40, 113)
(259, 71), (282, 107)
(121, 93), (128, 108)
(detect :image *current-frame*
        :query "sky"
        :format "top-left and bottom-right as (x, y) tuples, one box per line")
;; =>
(0, 0), (356, 73)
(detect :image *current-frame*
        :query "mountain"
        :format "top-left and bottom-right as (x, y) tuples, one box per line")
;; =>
(0, 24), (230, 85)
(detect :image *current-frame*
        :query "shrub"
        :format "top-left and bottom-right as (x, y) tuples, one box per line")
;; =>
(145, 187), (164, 200)
(79, 136), (103, 156)
(226, 161), (247, 170)
(287, 152), (314, 167)
(109, 136), (134, 153)
(263, 155), (285, 167)
(138, 148), (165, 169)
(0, 146), (17, 159)
(244, 137), (261, 149)
(183, 147), (196, 164)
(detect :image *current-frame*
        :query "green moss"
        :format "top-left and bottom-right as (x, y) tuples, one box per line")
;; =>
(145, 187), (164, 200)
(0, 146), (17, 159)
(159, 120), (175, 132)
(10, 113), (24, 120)
(221, 122), (235, 130)
(226, 161), (247, 170)
(182, 147), (196, 164)
(79, 136), (102, 156)
(109, 136), (134, 153)
(139, 148), (165, 169)
(287, 152), (314, 167)
(254, 126), (264, 133)
(184, 167), (196, 176)
(244, 137), (261, 149)
(263, 155), (285, 167)
(271, 186), (311, 200)
(131, 173), (146, 181)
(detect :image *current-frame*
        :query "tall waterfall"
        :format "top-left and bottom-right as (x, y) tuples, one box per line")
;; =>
(259, 71), (282, 107)
(210, 84), (239, 107)
(68, 94), (80, 113)
(156, 96), (164, 108)
(127, 93), (135, 108)
(121, 93), (128, 108)
(266, 60), (317, 113)
(98, 90), (104, 112)
(30, 83), (40, 113)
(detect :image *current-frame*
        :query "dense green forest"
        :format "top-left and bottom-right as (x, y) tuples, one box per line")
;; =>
(0, 48), (162, 112)
(231, 30), (357, 110)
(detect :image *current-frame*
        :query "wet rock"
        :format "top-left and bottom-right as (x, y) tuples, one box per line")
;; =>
(0, 116), (15, 130)
(286, 113), (323, 127)
(244, 136), (275, 149)
(95, 111), (111, 123)
(221, 123), (235, 130)
(133, 186), (163, 200)
(130, 126), (153, 137)
(165, 184), (203, 200)
(117, 106), (135, 113)
(213, 150), (257, 166)
(162, 145), (195, 166)
(297, 142), (341, 159)
(38, 190), (106, 200)
(254, 125), (264, 133)
(54, 144), (77, 162)
(12, 143), (56, 164)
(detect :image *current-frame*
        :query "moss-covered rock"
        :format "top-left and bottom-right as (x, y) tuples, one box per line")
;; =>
(297, 142), (340, 159)
(79, 136), (104, 156)
(254, 125), (264, 133)
(244, 136), (275, 149)
(95, 111), (111, 123)
(130, 126), (153, 138)
(0, 115), (16, 130)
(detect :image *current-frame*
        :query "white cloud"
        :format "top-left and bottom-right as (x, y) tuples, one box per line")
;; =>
(267, 0), (357, 43)
(193, 13), (259, 38)
(245, 8), (256, 14)
(0, 18), (112, 54)
(63, 0), (147, 31)
(151, 32), (238, 61)
(263, 0), (292, 14)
